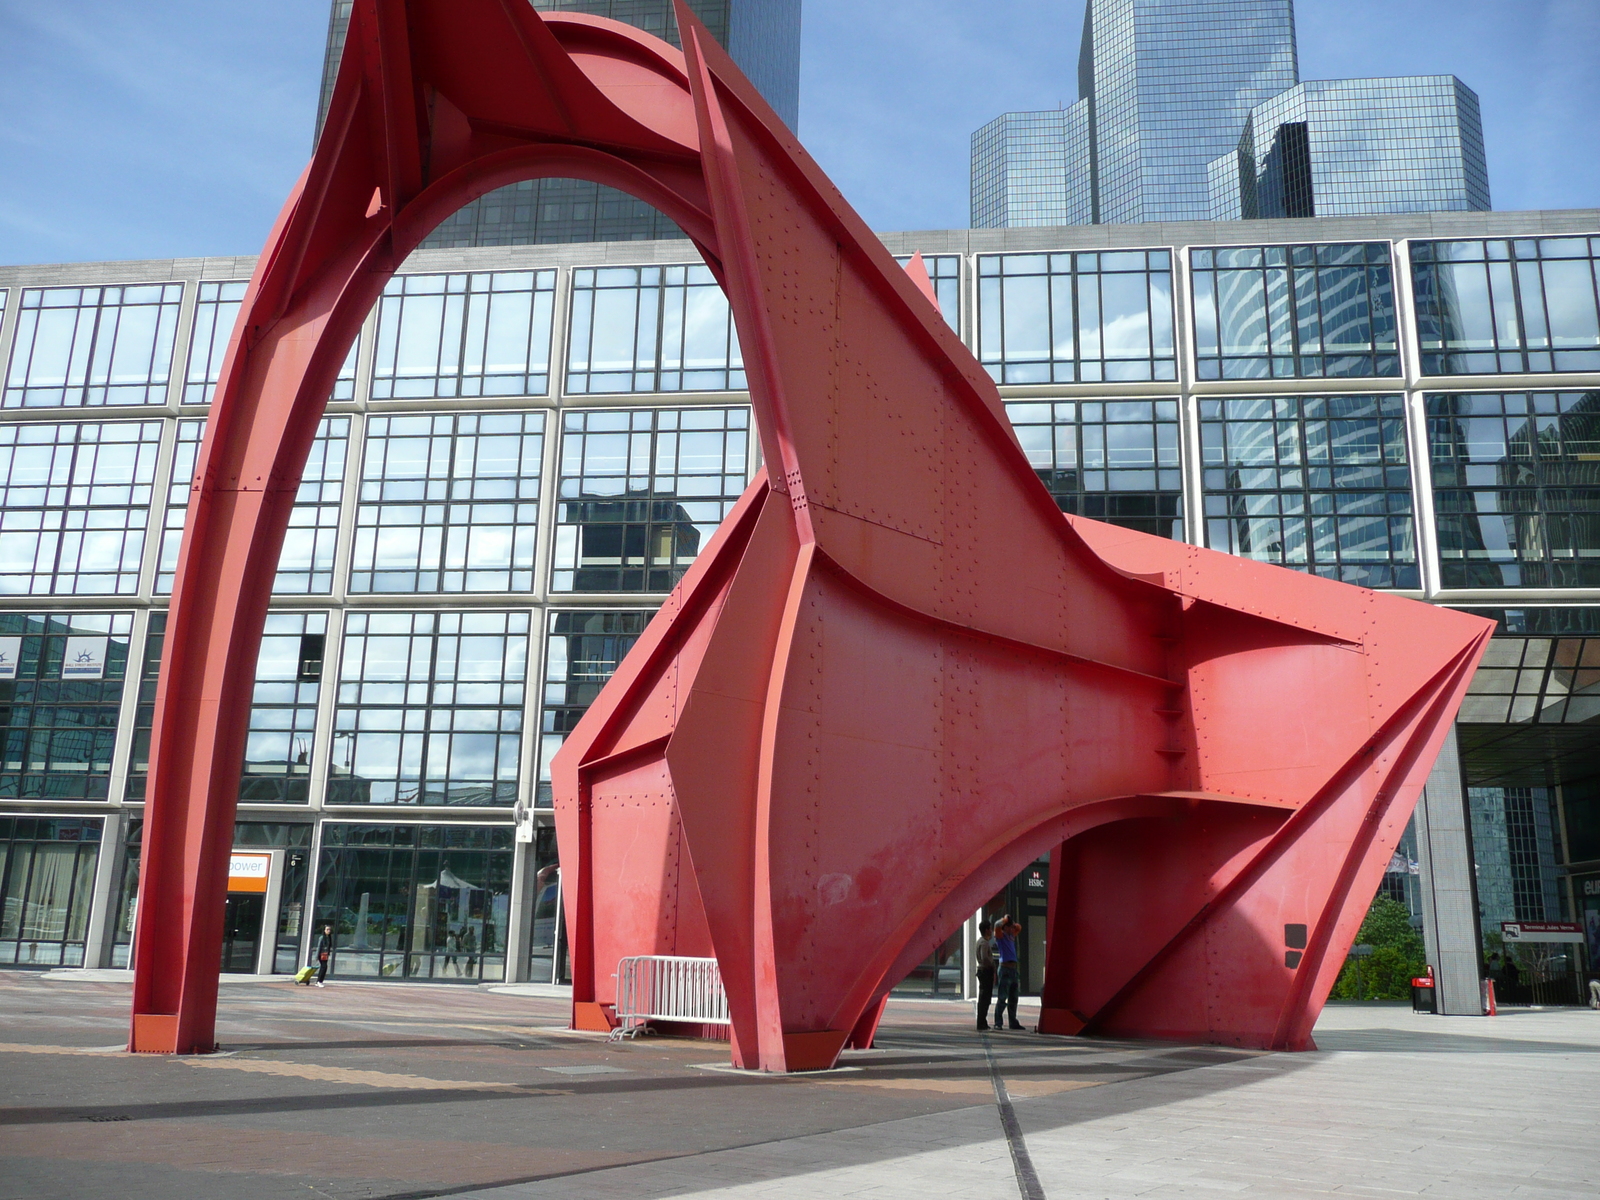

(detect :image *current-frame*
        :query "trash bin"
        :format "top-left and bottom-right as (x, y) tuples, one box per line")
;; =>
(1411, 974), (1436, 1014)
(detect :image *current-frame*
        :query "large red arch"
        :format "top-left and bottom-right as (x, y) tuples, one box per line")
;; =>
(131, 0), (1491, 1068)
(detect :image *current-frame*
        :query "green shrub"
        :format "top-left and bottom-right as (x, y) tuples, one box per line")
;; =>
(1329, 896), (1427, 1000)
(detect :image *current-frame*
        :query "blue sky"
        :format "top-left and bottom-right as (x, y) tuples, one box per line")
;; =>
(0, 0), (1595, 265)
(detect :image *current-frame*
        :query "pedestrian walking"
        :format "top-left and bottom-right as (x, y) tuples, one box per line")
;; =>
(994, 915), (1023, 1030)
(314, 923), (334, 987)
(975, 920), (996, 1030)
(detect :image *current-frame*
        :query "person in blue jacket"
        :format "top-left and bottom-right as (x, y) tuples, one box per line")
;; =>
(993, 915), (1024, 1030)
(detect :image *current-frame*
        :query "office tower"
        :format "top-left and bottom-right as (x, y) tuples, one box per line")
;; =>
(1080, 0), (1299, 225)
(971, 104), (1092, 228)
(973, 0), (1490, 229)
(314, 0), (801, 246)
(1208, 77), (1491, 220)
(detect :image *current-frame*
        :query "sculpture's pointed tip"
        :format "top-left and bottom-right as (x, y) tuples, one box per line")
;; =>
(903, 251), (940, 313)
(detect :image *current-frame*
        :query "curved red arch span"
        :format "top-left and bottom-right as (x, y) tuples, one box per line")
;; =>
(131, 0), (1491, 1069)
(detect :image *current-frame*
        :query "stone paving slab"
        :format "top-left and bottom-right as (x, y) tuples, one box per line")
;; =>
(1, 970), (1597, 1200)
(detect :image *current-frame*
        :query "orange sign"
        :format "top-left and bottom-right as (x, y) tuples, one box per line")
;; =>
(227, 853), (271, 894)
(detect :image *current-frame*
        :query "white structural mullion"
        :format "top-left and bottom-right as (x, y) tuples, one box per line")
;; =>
(0, 281), (25, 399)
(135, 412), (186, 600)
(305, 601), (349, 816)
(1171, 244), (1206, 545)
(107, 606), (154, 806)
(1392, 239), (1443, 598)
(162, 275), (200, 409)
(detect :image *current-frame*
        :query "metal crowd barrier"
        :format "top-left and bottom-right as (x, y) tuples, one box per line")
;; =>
(609, 955), (730, 1041)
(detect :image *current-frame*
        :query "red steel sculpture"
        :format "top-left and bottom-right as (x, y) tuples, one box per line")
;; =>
(130, 0), (1492, 1064)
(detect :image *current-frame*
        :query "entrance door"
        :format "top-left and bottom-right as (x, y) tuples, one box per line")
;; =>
(221, 894), (265, 973)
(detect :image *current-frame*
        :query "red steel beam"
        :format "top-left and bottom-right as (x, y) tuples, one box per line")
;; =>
(131, 0), (1491, 1072)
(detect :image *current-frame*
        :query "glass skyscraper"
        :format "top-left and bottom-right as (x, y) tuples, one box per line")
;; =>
(315, 0), (801, 248)
(1209, 77), (1491, 220)
(973, 0), (1490, 229)
(971, 104), (1092, 229)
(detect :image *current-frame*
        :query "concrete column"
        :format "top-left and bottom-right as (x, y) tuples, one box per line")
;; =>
(1413, 726), (1484, 1015)
(82, 810), (124, 970)
(505, 815), (536, 983)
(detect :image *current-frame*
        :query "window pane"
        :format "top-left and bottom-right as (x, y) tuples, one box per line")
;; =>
(372, 271), (554, 399)
(1191, 244), (1398, 379)
(0, 421), (160, 595)
(1202, 395), (1416, 588)
(332, 612), (527, 807)
(158, 417), (349, 595)
(6, 285), (182, 408)
(552, 407), (750, 593)
(352, 412), (544, 594)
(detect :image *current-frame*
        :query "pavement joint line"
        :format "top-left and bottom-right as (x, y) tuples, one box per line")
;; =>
(983, 1030), (1047, 1200)
(687, 1062), (866, 1077)
(177, 1056), (572, 1093)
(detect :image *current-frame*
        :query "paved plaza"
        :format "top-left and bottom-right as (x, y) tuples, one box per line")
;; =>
(0, 970), (1596, 1199)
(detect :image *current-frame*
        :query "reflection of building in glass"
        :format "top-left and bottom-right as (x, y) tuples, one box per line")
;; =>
(1427, 391), (1600, 589)
(312, 822), (513, 981)
(538, 611), (654, 803)
(1006, 400), (1183, 539)
(0, 613), (130, 801)
(552, 407), (749, 593)
(1413, 239), (1600, 375)
(1201, 395), (1417, 589)
(1190, 243), (1398, 380)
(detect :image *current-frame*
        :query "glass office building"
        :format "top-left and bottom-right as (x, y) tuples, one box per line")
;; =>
(972, 104), (1092, 229)
(2, 205), (1597, 1005)
(973, 0), (1490, 230)
(1210, 77), (1491, 220)
(315, 0), (801, 248)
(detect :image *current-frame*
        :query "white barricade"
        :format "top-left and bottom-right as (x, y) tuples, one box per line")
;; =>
(610, 955), (730, 1041)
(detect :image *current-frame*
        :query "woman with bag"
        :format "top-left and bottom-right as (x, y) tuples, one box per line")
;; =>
(312, 924), (334, 988)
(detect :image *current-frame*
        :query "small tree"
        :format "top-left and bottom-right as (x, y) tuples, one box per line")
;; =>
(1329, 896), (1427, 1000)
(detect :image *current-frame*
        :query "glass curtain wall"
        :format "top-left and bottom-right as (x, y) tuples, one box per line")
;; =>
(5, 285), (181, 408)
(0, 420), (161, 596)
(127, 612), (328, 804)
(1427, 391), (1600, 588)
(0, 612), (131, 801)
(157, 417), (349, 595)
(313, 822), (513, 981)
(183, 282), (248, 404)
(1201, 395), (1418, 588)
(1005, 400), (1183, 538)
(551, 407), (750, 593)
(1413, 238), (1600, 374)
(1190, 243), (1398, 380)
(240, 614), (326, 804)
(0, 816), (101, 965)
(565, 265), (744, 394)
(351, 412), (545, 593)
(977, 251), (1176, 383)
(537, 610), (654, 803)
(371, 270), (555, 399)
(330, 612), (528, 807)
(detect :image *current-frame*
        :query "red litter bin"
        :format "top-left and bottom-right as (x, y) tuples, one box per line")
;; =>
(1411, 970), (1436, 1014)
